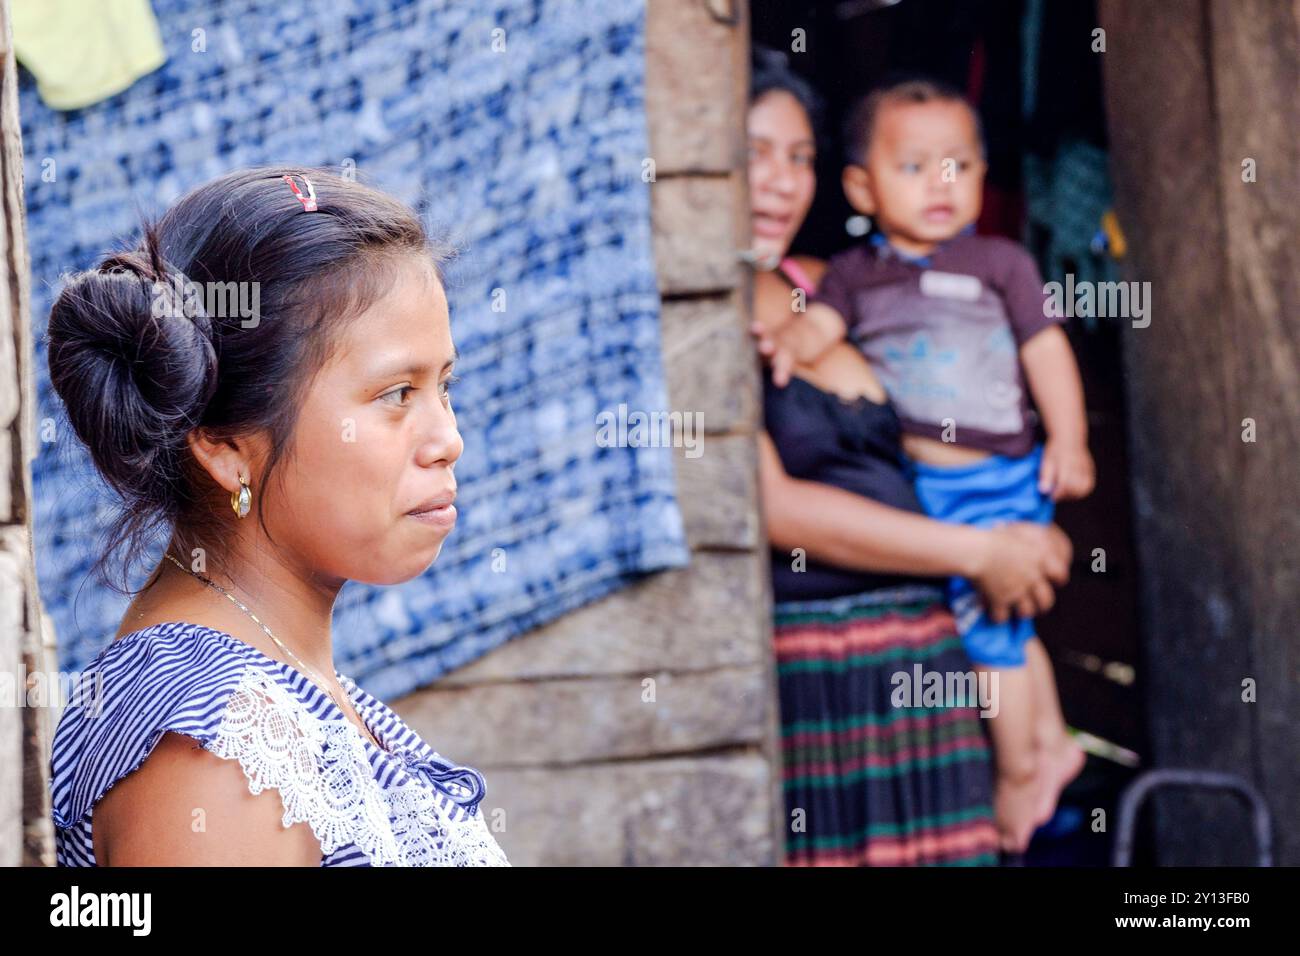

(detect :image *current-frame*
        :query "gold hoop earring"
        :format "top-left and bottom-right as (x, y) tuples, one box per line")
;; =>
(231, 472), (252, 519)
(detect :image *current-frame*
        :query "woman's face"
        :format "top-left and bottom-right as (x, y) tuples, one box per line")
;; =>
(265, 257), (464, 586)
(747, 90), (817, 264)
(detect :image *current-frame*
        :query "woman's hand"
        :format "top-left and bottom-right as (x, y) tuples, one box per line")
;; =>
(969, 522), (1072, 622)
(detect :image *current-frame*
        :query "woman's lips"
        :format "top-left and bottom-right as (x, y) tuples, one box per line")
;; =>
(407, 503), (457, 528)
(410, 494), (462, 530)
(922, 205), (955, 222)
(752, 212), (792, 239)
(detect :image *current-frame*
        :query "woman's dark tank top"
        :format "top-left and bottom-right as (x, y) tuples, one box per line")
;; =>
(765, 258), (937, 602)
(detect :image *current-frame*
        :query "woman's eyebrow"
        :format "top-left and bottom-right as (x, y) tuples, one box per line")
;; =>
(749, 134), (814, 150)
(370, 347), (459, 379)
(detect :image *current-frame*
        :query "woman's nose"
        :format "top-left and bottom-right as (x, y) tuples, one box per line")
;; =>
(754, 157), (797, 197)
(416, 404), (463, 468)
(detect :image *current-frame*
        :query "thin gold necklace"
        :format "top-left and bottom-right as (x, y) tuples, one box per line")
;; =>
(162, 552), (382, 750)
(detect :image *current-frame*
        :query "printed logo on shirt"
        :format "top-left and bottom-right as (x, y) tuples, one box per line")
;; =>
(919, 270), (983, 302)
(880, 334), (961, 403)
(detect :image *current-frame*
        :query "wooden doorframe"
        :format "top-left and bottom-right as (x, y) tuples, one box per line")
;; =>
(1100, 0), (1300, 865)
(0, 0), (56, 867)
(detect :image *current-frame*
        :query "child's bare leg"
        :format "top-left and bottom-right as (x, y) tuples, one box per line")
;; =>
(1025, 637), (1069, 748)
(979, 662), (1039, 853)
(1024, 637), (1085, 823)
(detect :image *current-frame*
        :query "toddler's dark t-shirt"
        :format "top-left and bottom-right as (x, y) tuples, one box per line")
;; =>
(809, 233), (1061, 458)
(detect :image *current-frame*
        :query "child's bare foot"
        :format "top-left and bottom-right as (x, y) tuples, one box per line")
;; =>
(1034, 736), (1086, 825)
(995, 770), (1041, 853)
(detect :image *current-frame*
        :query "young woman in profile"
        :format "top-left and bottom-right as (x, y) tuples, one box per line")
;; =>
(45, 167), (510, 867)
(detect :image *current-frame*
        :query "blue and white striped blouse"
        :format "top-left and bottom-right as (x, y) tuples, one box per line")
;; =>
(49, 621), (510, 866)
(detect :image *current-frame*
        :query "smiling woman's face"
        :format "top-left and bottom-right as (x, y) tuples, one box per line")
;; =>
(264, 256), (464, 586)
(747, 89), (817, 264)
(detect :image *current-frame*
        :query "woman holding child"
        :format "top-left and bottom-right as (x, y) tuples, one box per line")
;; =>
(747, 51), (1080, 863)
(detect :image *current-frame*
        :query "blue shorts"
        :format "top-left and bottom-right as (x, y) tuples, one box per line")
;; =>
(906, 444), (1055, 668)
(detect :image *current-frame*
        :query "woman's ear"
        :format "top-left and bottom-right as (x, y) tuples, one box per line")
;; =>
(186, 427), (264, 495)
(842, 164), (876, 216)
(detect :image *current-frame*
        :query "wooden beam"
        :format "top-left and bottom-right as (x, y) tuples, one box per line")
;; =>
(398, 664), (770, 767)
(652, 175), (744, 295)
(1100, 0), (1300, 864)
(477, 752), (775, 865)
(644, 0), (742, 175)
(0, 0), (55, 867)
(1207, 0), (1300, 867)
(660, 295), (759, 434)
(430, 551), (768, 684)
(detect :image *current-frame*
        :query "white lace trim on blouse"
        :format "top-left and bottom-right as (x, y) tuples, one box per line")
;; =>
(205, 664), (510, 867)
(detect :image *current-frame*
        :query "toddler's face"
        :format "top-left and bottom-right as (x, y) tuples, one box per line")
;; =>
(845, 98), (985, 256)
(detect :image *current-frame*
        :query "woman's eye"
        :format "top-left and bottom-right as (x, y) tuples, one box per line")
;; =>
(792, 152), (815, 167)
(901, 162), (922, 174)
(439, 375), (460, 400)
(380, 385), (416, 406)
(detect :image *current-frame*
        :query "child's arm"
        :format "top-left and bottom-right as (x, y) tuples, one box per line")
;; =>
(1020, 326), (1095, 501)
(750, 301), (847, 387)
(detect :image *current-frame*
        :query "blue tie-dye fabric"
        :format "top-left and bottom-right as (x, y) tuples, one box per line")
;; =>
(22, 0), (689, 698)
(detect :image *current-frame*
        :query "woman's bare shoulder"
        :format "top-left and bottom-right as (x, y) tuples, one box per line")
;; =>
(113, 584), (218, 642)
(95, 730), (322, 866)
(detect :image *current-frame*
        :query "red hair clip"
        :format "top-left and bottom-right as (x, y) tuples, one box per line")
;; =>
(283, 174), (318, 212)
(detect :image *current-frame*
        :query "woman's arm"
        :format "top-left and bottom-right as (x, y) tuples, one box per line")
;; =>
(760, 431), (987, 578)
(96, 731), (322, 866)
(758, 432), (1070, 620)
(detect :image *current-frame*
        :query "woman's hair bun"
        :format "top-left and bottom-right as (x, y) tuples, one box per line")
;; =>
(45, 224), (219, 511)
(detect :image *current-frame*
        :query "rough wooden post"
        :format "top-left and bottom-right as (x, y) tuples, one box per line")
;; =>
(1100, 0), (1300, 864)
(386, 0), (781, 865)
(0, 0), (56, 867)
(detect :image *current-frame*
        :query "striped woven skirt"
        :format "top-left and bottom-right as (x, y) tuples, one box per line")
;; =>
(774, 584), (1000, 866)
